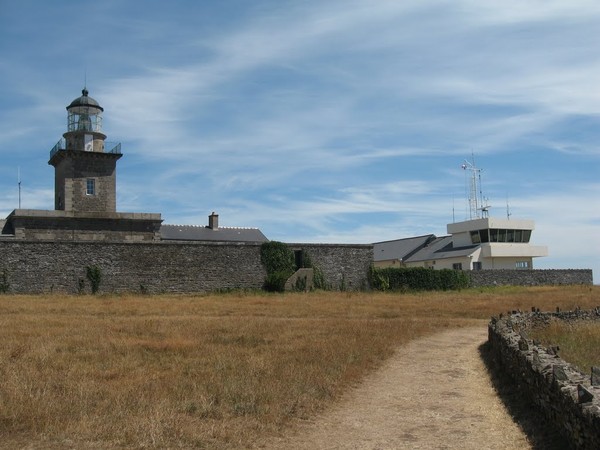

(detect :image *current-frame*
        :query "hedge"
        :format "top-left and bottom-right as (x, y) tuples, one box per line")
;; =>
(368, 266), (470, 291)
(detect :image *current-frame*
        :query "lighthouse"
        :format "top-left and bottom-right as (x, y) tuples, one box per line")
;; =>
(2, 87), (162, 241)
(49, 88), (122, 213)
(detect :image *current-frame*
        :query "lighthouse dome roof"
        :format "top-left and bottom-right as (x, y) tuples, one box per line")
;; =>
(67, 88), (104, 112)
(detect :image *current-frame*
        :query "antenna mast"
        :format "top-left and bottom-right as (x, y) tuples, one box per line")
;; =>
(452, 196), (455, 223)
(461, 154), (490, 219)
(18, 166), (21, 209)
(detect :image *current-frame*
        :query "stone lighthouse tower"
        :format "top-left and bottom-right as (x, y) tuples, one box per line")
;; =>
(2, 87), (162, 241)
(49, 88), (121, 212)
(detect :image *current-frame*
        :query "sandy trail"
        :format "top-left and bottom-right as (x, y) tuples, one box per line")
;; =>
(262, 326), (532, 450)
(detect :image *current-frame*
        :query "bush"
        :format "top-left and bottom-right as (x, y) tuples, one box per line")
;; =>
(312, 265), (327, 290)
(294, 275), (308, 292)
(260, 242), (295, 292)
(297, 249), (328, 290)
(0, 269), (9, 294)
(369, 266), (469, 292)
(260, 243), (330, 292)
(86, 265), (102, 295)
(264, 271), (291, 292)
(260, 242), (295, 275)
(370, 269), (390, 292)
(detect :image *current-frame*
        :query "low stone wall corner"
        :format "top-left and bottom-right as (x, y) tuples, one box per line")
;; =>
(488, 309), (600, 449)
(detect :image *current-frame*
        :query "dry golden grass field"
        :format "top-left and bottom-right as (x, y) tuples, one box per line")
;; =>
(0, 285), (598, 449)
(529, 319), (600, 374)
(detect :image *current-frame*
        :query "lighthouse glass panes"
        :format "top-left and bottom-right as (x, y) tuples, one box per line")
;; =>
(68, 107), (102, 133)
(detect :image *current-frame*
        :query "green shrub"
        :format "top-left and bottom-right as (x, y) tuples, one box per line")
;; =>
(264, 271), (291, 292)
(260, 243), (330, 292)
(369, 266), (469, 292)
(297, 249), (328, 290)
(312, 265), (327, 290)
(369, 267), (390, 292)
(294, 275), (308, 292)
(260, 242), (295, 275)
(86, 265), (102, 295)
(0, 269), (9, 294)
(260, 242), (295, 292)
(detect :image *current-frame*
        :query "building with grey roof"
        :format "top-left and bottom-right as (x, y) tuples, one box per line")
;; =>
(160, 212), (267, 243)
(374, 217), (548, 271)
(373, 234), (436, 267)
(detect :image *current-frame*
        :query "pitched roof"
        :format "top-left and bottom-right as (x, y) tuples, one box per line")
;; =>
(404, 236), (478, 263)
(160, 224), (268, 243)
(373, 234), (436, 262)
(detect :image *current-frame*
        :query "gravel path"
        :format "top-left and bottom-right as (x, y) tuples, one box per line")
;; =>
(263, 326), (533, 449)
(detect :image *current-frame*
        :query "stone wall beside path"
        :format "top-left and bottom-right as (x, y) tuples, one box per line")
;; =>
(488, 309), (600, 449)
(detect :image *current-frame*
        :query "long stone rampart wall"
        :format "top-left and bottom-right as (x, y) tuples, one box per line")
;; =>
(488, 309), (600, 449)
(471, 269), (593, 287)
(0, 238), (591, 294)
(0, 240), (373, 294)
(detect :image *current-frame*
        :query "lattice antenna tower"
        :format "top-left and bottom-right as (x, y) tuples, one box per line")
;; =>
(461, 154), (490, 219)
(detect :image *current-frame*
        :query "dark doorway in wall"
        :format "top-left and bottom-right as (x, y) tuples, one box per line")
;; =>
(294, 250), (304, 269)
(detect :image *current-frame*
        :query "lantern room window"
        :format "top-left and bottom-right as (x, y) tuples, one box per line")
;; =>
(68, 109), (103, 133)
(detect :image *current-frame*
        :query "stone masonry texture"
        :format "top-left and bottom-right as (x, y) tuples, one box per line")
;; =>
(488, 309), (600, 449)
(0, 239), (590, 294)
(51, 150), (120, 212)
(470, 269), (593, 287)
(290, 243), (373, 291)
(0, 241), (373, 294)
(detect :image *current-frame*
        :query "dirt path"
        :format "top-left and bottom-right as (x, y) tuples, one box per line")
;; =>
(262, 326), (532, 449)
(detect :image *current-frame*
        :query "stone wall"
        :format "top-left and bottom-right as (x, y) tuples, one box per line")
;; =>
(2, 238), (587, 294)
(0, 240), (373, 294)
(3, 210), (162, 242)
(471, 269), (593, 287)
(289, 243), (373, 291)
(488, 309), (600, 449)
(51, 149), (120, 212)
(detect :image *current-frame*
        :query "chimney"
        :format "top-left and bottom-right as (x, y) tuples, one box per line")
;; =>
(208, 212), (219, 230)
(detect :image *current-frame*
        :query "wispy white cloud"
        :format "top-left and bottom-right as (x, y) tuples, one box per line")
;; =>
(509, 183), (600, 278)
(0, 188), (54, 218)
(1, 1), (599, 280)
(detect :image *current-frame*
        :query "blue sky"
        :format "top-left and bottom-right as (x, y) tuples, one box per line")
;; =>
(1, 0), (599, 281)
